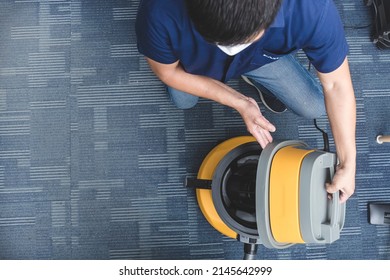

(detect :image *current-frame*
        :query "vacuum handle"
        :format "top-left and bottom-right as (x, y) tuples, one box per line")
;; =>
(319, 164), (341, 243)
(328, 165), (339, 228)
(329, 190), (340, 228)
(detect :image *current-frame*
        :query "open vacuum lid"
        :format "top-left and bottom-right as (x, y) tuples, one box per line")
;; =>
(255, 140), (346, 249)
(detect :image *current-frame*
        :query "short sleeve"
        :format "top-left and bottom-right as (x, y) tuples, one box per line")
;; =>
(135, 0), (179, 64)
(303, 0), (349, 73)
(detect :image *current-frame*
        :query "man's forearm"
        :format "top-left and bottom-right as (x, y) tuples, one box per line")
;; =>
(318, 58), (356, 202)
(325, 86), (356, 168)
(321, 59), (356, 168)
(146, 57), (276, 147)
(324, 83), (356, 202)
(147, 58), (247, 109)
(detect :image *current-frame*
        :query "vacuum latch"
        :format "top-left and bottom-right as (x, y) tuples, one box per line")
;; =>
(185, 177), (212, 189)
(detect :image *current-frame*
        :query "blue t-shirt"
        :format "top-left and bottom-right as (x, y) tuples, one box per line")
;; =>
(136, 0), (349, 82)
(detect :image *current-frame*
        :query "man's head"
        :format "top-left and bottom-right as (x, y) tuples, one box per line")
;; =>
(185, 0), (282, 46)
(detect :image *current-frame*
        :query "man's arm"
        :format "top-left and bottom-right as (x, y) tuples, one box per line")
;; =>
(317, 57), (356, 203)
(146, 57), (276, 148)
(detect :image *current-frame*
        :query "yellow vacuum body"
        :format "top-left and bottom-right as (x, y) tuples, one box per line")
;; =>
(189, 136), (345, 251)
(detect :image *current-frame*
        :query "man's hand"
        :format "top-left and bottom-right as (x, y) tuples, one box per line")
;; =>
(326, 164), (356, 203)
(236, 97), (276, 148)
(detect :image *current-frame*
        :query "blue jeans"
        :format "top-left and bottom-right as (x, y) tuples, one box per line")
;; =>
(167, 54), (326, 119)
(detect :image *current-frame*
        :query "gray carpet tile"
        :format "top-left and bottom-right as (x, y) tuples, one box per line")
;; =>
(0, 0), (389, 259)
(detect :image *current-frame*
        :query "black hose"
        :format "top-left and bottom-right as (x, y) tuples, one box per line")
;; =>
(313, 119), (330, 152)
(243, 243), (258, 260)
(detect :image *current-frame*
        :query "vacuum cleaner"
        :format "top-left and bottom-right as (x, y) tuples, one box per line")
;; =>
(186, 122), (346, 259)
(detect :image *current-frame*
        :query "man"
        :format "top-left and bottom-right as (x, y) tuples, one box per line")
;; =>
(136, 0), (356, 203)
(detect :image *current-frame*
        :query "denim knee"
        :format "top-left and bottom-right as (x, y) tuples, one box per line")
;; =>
(295, 101), (326, 119)
(243, 55), (327, 119)
(166, 86), (199, 109)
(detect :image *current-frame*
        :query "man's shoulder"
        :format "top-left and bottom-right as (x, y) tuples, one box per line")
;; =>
(284, 0), (331, 16)
(282, 0), (337, 31)
(136, 0), (190, 64)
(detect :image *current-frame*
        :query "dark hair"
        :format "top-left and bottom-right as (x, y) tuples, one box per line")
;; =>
(185, 0), (282, 46)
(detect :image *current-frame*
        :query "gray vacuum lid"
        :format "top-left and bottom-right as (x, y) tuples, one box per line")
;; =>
(255, 140), (346, 249)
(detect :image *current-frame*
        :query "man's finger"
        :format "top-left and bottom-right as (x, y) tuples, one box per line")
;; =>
(264, 129), (273, 143)
(339, 192), (349, 203)
(326, 182), (338, 193)
(252, 128), (271, 149)
(326, 182), (350, 203)
(255, 117), (276, 132)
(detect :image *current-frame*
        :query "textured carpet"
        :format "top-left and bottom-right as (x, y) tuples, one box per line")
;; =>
(0, 0), (389, 260)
